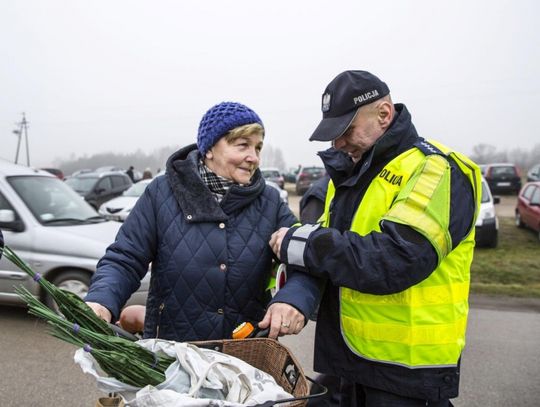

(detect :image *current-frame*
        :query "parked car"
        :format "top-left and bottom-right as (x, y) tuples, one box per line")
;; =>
(65, 171), (132, 209)
(527, 164), (540, 182)
(40, 167), (65, 180)
(98, 179), (152, 221)
(95, 166), (143, 182)
(70, 168), (93, 178)
(0, 159), (148, 308)
(475, 177), (500, 248)
(266, 180), (288, 204)
(95, 165), (125, 173)
(515, 181), (540, 241)
(284, 168), (299, 184)
(483, 163), (521, 194)
(295, 166), (326, 195)
(260, 167), (285, 189)
(479, 164), (487, 176)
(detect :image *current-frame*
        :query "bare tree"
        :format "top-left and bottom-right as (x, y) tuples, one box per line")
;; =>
(54, 143), (291, 177)
(260, 144), (286, 171)
(54, 145), (179, 177)
(471, 144), (498, 164)
(470, 143), (540, 173)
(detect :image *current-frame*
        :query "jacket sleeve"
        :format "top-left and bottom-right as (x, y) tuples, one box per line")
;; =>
(269, 193), (322, 321)
(279, 160), (475, 295)
(85, 181), (159, 320)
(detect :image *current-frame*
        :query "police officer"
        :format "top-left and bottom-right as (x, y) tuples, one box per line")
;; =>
(270, 70), (481, 406)
(299, 174), (329, 224)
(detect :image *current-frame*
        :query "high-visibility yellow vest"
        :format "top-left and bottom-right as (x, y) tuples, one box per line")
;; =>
(321, 140), (481, 368)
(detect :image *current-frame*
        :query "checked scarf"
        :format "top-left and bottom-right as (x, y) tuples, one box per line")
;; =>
(198, 159), (236, 203)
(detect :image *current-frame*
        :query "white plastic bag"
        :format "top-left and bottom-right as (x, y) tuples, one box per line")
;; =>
(75, 339), (292, 406)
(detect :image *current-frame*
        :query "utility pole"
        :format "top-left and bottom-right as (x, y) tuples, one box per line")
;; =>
(13, 113), (30, 166)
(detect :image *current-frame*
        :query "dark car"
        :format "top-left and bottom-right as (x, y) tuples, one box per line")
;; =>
(260, 167), (285, 189)
(40, 168), (65, 180)
(527, 164), (540, 182)
(483, 163), (521, 194)
(65, 171), (132, 209)
(284, 167), (300, 183)
(515, 181), (540, 241)
(295, 166), (326, 195)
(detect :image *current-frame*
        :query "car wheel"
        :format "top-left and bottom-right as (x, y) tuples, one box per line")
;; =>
(515, 212), (525, 228)
(45, 270), (91, 312)
(486, 232), (498, 248)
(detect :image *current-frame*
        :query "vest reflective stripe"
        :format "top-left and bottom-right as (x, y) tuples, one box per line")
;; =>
(322, 141), (480, 368)
(384, 154), (452, 261)
(341, 313), (468, 346)
(341, 281), (469, 307)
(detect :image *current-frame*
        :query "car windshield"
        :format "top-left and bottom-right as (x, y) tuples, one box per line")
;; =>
(8, 176), (100, 225)
(261, 170), (280, 178)
(491, 166), (516, 176)
(481, 181), (491, 203)
(304, 167), (325, 174)
(65, 176), (98, 193)
(123, 181), (150, 197)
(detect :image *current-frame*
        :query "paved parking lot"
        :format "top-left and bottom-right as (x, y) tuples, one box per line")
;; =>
(0, 188), (532, 406)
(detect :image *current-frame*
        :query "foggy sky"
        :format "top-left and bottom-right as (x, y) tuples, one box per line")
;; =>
(1, 0), (538, 169)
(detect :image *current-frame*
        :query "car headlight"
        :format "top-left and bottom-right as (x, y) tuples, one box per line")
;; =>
(482, 208), (495, 220)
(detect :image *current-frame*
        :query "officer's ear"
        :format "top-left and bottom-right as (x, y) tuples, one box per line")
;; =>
(377, 101), (394, 130)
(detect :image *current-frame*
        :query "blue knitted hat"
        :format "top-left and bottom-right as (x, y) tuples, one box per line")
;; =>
(197, 102), (264, 155)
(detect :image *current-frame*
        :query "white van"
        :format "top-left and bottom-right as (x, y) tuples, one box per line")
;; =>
(475, 177), (500, 248)
(0, 159), (148, 308)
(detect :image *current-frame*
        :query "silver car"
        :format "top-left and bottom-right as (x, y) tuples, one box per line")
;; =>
(0, 159), (148, 309)
(98, 179), (152, 222)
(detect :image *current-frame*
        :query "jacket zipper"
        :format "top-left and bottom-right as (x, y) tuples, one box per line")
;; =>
(155, 303), (165, 338)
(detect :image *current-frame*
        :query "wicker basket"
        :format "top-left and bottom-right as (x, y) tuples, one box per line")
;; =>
(191, 338), (311, 406)
(94, 337), (323, 406)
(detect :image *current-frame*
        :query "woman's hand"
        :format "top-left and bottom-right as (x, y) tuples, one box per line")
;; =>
(86, 301), (112, 323)
(258, 302), (305, 339)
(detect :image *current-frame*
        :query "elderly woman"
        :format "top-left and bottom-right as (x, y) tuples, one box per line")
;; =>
(85, 102), (319, 340)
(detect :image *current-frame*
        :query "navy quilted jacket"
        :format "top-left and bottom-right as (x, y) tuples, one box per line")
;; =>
(85, 144), (320, 341)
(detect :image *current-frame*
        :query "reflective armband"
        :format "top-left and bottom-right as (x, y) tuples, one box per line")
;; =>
(286, 223), (320, 267)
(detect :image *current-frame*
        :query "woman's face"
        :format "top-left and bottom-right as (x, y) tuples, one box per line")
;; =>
(205, 132), (264, 184)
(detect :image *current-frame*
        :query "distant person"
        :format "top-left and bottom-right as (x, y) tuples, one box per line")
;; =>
(270, 70), (481, 406)
(299, 175), (330, 224)
(126, 166), (135, 182)
(142, 168), (153, 180)
(85, 101), (320, 342)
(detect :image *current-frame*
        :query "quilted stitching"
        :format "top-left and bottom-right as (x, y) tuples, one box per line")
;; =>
(142, 173), (293, 341)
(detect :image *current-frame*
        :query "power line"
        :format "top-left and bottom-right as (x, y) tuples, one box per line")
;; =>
(13, 112), (30, 166)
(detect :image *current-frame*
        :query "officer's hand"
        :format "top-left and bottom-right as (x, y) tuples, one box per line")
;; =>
(269, 227), (289, 260)
(86, 302), (112, 323)
(258, 302), (305, 339)
(119, 305), (146, 333)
